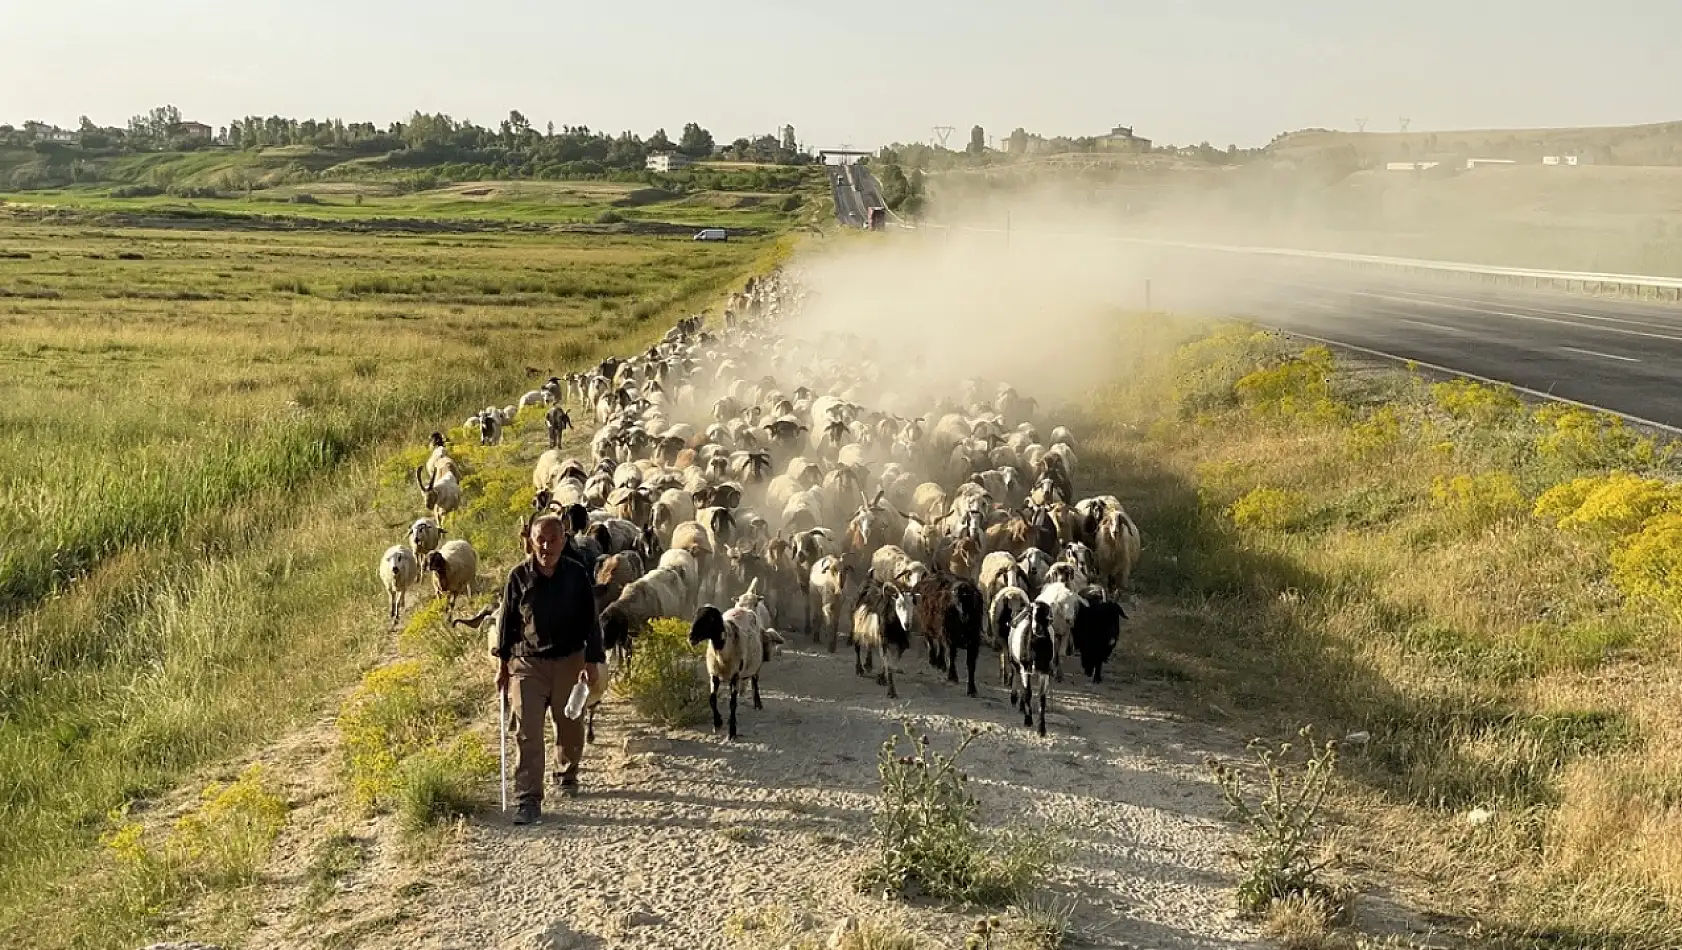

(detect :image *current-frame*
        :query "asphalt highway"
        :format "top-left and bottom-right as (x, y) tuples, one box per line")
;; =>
(1158, 259), (1682, 430)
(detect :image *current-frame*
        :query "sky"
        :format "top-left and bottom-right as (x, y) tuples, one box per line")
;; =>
(2, 0), (1676, 151)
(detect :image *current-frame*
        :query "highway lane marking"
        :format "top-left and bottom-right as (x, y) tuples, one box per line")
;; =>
(1395, 317), (1468, 334)
(1559, 346), (1640, 363)
(1375, 287), (1682, 334)
(1268, 331), (1682, 436)
(1255, 277), (1682, 339)
(1329, 289), (1682, 344)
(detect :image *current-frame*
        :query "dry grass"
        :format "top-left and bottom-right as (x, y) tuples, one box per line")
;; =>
(1081, 313), (1682, 948)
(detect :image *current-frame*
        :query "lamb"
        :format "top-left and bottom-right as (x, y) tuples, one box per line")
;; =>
(479, 411), (503, 446)
(911, 573), (985, 697)
(988, 585), (1032, 682)
(850, 574), (915, 698)
(1072, 595), (1128, 684)
(806, 555), (853, 650)
(551, 403), (578, 447)
(424, 538), (478, 618)
(378, 544), (421, 626)
(1034, 581), (1086, 681)
(1007, 601), (1056, 737)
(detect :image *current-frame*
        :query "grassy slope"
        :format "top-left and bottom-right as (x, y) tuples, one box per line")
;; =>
(0, 216), (794, 941)
(1081, 316), (1682, 948)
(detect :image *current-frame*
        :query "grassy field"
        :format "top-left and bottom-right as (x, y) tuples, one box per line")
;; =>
(0, 209), (793, 944)
(1081, 317), (1682, 948)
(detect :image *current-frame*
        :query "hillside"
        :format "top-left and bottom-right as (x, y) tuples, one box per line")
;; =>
(1269, 120), (1682, 166)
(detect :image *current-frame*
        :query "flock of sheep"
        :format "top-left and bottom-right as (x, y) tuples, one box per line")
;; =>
(379, 267), (1141, 739)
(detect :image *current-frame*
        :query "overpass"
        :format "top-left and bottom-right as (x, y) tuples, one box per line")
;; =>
(816, 148), (873, 166)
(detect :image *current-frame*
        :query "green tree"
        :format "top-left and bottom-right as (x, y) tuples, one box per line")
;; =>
(647, 127), (674, 152)
(679, 122), (714, 158)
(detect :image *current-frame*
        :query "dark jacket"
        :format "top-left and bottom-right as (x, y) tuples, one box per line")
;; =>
(495, 556), (606, 663)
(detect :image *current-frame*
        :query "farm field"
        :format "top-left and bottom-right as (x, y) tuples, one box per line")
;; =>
(0, 212), (792, 942)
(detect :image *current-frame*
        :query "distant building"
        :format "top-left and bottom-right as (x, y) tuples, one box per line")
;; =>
(174, 121), (213, 141)
(1097, 124), (1152, 152)
(1465, 158), (1518, 169)
(41, 128), (76, 143)
(1542, 155), (1583, 167)
(1386, 161), (1440, 171)
(646, 151), (692, 172)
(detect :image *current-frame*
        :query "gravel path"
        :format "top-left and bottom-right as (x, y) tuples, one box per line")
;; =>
(242, 606), (1269, 950)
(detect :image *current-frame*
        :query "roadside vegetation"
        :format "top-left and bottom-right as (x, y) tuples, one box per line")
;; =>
(1084, 315), (1682, 948)
(0, 207), (794, 948)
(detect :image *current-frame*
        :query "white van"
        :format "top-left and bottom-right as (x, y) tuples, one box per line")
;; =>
(693, 228), (728, 242)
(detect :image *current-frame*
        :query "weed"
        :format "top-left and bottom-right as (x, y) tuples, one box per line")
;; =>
(859, 721), (1060, 906)
(1228, 486), (1310, 532)
(1207, 727), (1340, 918)
(336, 658), (458, 809)
(612, 617), (709, 727)
(302, 830), (364, 910)
(393, 735), (494, 830)
(965, 895), (1078, 950)
(1429, 471), (1527, 530)
(101, 764), (289, 924)
(1263, 893), (1344, 950)
(1234, 346), (1345, 425)
(1431, 378), (1523, 426)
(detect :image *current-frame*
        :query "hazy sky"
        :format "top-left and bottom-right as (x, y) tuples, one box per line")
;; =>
(3, 1), (1675, 149)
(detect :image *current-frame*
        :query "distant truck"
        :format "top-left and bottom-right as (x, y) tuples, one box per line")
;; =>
(864, 207), (886, 231)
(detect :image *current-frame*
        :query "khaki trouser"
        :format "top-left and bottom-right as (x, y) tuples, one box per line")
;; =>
(507, 652), (588, 806)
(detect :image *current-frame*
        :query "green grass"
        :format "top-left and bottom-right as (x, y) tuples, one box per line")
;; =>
(0, 212), (794, 947)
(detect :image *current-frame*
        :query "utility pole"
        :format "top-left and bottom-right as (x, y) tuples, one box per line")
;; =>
(1399, 117), (1411, 133)
(1355, 118), (1368, 133)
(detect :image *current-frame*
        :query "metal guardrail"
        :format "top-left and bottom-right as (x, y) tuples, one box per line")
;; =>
(909, 223), (1682, 302)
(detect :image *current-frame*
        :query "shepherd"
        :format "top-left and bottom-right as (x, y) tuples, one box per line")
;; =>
(495, 513), (605, 825)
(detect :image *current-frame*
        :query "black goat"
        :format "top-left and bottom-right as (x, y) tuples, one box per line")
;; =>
(912, 573), (985, 697)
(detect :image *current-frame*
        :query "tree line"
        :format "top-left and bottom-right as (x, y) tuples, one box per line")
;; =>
(0, 107), (815, 170)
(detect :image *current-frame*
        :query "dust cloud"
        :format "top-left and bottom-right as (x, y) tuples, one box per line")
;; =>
(771, 190), (1257, 414)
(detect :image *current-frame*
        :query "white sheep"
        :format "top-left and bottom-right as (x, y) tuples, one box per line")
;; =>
(379, 544), (420, 626)
(408, 517), (444, 559)
(415, 463), (461, 522)
(424, 538), (478, 617)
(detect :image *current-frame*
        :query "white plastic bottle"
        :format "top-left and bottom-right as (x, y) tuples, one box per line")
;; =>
(563, 671), (590, 720)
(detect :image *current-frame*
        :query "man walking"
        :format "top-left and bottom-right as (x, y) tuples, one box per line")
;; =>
(495, 513), (604, 825)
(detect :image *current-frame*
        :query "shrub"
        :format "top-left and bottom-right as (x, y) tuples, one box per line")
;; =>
(1532, 404), (1664, 472)
(859, 721), (1060, 906)
(336, 658), (457, 808)
(595, 210), (625, 224)
(1228, 486), (1309, 532)
(1345, 405), (1405, 460)
(1233, 346), (1343, 425)
(1610, 513), (1682, 620)
(1429, 472), (1526, 529)
(1207, 726), (1340, 917)
(612, 616), (709, 727)
(1430, 378), (1523, 426)
(965, 896), (1077, 950)
(1170, 324), (1288, 417)
(1549, 472), (1682, 541)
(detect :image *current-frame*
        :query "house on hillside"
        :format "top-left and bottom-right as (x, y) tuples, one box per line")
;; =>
(1543, 155), (1585, 166)
(1465, 158), (1518, 169)
(646, 151), (692, 173)
(173, 121), (213, 141)
(1097, 125), (1152, 152)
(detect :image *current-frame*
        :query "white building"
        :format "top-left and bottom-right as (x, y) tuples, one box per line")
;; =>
(646, 152), (692, 173)
(1542, 155), (1582, 167)
(1386, 161), (1440, 171)
(1465, 158), (1518, 169)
